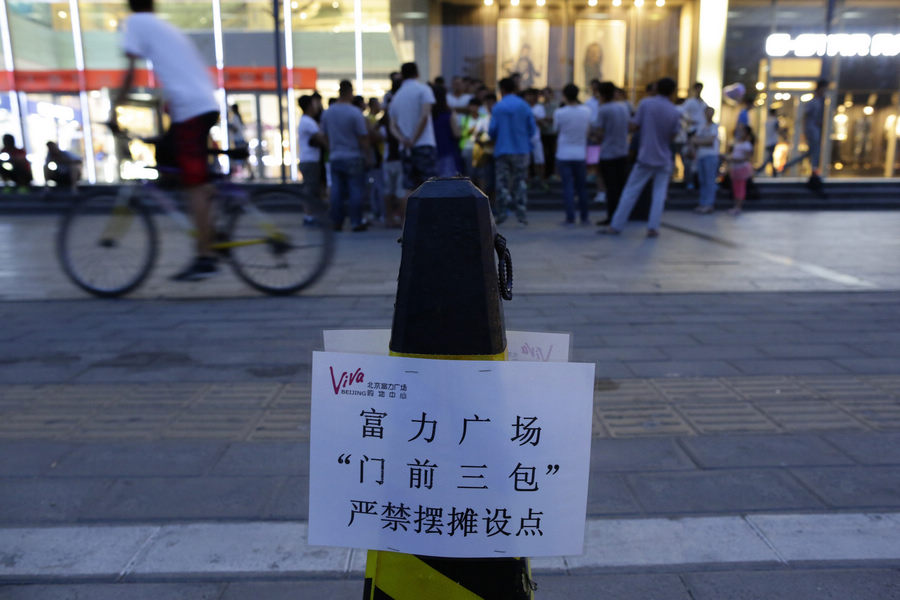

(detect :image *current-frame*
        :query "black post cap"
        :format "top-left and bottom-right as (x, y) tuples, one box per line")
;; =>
(390, 177), (507, 357)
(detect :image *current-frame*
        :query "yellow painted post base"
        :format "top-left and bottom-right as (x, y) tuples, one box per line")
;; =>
(364, 550), (534, 600)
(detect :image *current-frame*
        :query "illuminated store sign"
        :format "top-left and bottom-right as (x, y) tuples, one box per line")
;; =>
(766, 33), (900, 57)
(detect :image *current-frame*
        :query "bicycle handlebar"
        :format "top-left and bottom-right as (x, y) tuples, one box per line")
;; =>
(104, 121), (250, 159)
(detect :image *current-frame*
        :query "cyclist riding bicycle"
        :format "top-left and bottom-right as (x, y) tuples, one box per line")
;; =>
(113, 0), (221, 281)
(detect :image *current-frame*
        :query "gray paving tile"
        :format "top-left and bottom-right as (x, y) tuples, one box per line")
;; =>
(684, 569), (900, 600)
(49, 442), (227, 477)
(537, 573), (692, 600)
(0, 442), (75, 476)
(221, 580), (363, 600)
(590, 437), (696, 472)
(210, 442), (309, 476)
(0, 479), (112, 524)
(571, 347), (668, 361)
(823, 432), (900, 465)
(601, 334), (699, 347)
(791, 466), (900, 508)
(851, 342), (900, 358)
(586, 473), (643, 516)
(730, 359), (846, 376)
(759, 344), (865, 358)
(679, 434), (855, 468)
(265, 476), (309, 519)
(627, 361), (742, 378)
(628, 470), (824, 514)
(835, 358), (900, 375)
(85, 476), (282, 520)
(0, 364), (85, 384)
(589, 361), (635, 379)
(0, 584), (225, 600)
(659, 345), (766, 360)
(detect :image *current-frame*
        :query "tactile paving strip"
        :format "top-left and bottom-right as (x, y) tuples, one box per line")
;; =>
(1, 376), (899, 441)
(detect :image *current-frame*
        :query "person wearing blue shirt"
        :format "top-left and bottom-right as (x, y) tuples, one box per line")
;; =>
(489, 77), (536, 225)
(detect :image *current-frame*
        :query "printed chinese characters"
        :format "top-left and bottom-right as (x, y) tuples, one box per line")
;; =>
(347, 500), (544, 537)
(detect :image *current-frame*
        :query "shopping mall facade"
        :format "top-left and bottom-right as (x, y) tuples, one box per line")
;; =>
(0, 0), (897, 183)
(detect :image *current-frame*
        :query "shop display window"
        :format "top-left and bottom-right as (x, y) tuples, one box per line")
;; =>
(725, 0), (900, 178)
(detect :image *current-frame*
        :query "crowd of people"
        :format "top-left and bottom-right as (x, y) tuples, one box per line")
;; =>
(298, 64), (829, 235)
(1, 17), (830, 246)
(0, 135), (82, 194)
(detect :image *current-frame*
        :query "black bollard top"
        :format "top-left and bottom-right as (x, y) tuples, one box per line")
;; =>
(390, 177), (507, 357)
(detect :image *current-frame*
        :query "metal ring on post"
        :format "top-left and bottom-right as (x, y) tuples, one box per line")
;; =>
(495, 233), (513, 301)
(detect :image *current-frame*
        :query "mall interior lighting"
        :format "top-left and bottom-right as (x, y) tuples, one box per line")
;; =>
(634, 0), (644, 7)
(755, 81), (765, 91)
(612, 0), (622, 5)
(588, 0), (597, 6)
(800, 93), (814, 102)
(863, 105), (874, 115)
(774, 81), (816, 91)
(537, 0), (546, 6)
(57, 10), (67, 19)
(656, 0), (665, 6)
(511, 0), (519, 5)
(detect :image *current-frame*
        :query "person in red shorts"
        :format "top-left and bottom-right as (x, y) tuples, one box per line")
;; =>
(114, 0), (222, 281)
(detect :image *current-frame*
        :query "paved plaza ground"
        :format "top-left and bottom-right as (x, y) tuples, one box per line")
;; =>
(1, 208), (899, 598)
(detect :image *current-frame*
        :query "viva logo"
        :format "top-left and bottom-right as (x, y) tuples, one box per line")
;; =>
(330, 367), (365, 394)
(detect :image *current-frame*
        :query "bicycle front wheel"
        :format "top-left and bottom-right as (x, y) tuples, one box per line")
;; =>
(56, 193), (158, 298)
(226, 189), (333, 295)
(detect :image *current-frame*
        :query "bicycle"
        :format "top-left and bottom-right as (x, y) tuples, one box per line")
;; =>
(56, 126), (333, 298)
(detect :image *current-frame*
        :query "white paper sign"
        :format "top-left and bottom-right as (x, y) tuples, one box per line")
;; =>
(323, 330), (570, 363)
(308, 351), (594, 558)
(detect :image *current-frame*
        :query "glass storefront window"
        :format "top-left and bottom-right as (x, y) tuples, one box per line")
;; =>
(225, 93), (258, 179)
(441, 1), (684, 104)
(79, 2), (128, 70)
(21, 93), (84, 184)
(221, 0), (274, 32)
(258, 93), (283, 179)
(7, 1), (76, 70)
(0, 0), (891, 182)
(724, 0), (900, 179)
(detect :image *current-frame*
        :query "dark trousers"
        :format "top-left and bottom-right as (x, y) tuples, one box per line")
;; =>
(557, 160), (589, 223)
(598, 156), (628, 220)
(541, 134), (557, 177)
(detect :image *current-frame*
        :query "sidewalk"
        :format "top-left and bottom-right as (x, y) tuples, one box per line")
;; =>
(1, 210), (899, 597)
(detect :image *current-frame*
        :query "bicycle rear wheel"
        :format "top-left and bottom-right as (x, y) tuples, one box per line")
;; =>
(56, 192), (157, 298)
(226, 189), (333, 295)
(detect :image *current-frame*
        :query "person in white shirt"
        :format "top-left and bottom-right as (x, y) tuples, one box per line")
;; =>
(297, 94), (325, 206)
(446, 76), (472, 113)
(553, 83), (593, 225)
(691, 106), (720, 214)
(388, 62), (437, 194)
(681, 82), (708, 136)
(524, 88), (547, 190)
(760, 108), (780, 176)
(680, 82), (708, 190)
(115, 0), (222, 281)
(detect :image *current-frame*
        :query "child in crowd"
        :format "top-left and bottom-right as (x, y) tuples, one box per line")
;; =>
(728, 124), (754, 215)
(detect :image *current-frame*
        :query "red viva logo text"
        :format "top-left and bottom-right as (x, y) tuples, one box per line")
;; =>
(330, 366), (365, 394)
